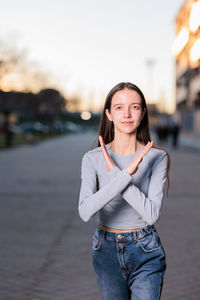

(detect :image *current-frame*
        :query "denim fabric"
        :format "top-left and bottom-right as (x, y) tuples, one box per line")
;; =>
(92, 224), (166, 300)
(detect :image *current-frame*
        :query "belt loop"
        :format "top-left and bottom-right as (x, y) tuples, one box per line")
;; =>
(135, 229), (139, 241)
(102, 228), (106, 241)
(98, 224), (103, 241)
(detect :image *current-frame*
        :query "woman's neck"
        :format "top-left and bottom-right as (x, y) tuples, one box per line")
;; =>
(110, 134), (144, 155)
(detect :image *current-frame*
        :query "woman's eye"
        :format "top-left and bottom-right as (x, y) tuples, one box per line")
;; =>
(132, 105), (140, 110)
(116, 106), (121, 110)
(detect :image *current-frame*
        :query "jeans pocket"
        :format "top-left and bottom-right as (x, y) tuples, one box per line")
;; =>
(137, 231), (161, 253)
(92, 229), (102, 251)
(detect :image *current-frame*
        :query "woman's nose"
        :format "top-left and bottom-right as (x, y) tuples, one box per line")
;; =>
(123, 108), (131, 117)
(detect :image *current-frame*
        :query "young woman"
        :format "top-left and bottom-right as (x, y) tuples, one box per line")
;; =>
(78, 82), (170, 300)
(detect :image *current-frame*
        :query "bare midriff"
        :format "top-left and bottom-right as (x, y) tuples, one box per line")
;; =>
(100, 224), (142, 233)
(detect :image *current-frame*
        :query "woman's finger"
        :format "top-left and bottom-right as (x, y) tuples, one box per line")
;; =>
(99, 136), (110, 159)
(139, 141), (154, 158)
(142, 141), (153, 155)
(99, 136), (106, 152)
(99, 136), (116, 171)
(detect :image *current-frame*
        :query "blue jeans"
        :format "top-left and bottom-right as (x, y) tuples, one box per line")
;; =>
(92, 224), (166, 300)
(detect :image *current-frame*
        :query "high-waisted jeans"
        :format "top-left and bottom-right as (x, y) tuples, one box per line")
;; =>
(92, 224), (166, 300)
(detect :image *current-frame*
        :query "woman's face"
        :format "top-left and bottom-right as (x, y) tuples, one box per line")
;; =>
(105, 88), (146, 135)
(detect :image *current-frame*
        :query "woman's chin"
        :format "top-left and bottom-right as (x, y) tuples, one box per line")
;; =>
(117, 127), (138, 134)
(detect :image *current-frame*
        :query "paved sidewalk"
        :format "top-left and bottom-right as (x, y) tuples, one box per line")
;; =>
(0, 131), (200, 299)
(179, 133), (200, 151)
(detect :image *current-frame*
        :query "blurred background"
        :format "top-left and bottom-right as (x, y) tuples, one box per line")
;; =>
(0, 0), (200, 299)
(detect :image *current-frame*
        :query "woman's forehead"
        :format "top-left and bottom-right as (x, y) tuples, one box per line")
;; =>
(112, 89), (141, 104)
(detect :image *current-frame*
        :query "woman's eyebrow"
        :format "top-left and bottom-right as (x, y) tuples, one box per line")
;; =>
(113, 103), (141, 107)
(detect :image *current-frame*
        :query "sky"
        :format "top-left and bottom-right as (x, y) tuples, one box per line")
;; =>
(0, 0), (185, 113)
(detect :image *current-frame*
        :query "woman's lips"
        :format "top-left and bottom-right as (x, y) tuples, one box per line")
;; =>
(122, 122), (133, 125)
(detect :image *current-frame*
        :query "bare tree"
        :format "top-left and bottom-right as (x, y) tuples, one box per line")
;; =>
(0, 39), (59, 93)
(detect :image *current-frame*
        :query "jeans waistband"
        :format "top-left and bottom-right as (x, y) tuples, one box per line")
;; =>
(96, 224), (156, 241)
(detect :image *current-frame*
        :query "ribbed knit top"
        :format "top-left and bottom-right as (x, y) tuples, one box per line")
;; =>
(78, 143), (168, 229)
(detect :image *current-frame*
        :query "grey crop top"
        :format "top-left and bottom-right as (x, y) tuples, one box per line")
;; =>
(78, 143), (168, 229)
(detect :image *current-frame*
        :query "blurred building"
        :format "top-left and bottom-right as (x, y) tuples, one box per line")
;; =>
(146, 103), (159, 126)
(173, 0), (200, 136)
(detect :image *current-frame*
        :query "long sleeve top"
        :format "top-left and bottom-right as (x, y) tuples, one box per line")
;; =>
(78, 143), (168, 229)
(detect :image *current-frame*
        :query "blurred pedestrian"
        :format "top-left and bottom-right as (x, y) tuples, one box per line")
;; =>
(78, 82), (171, 300)
(155, 116), (170, 146)
(170, 122), (180, 148)
(3, 111), (14, 148)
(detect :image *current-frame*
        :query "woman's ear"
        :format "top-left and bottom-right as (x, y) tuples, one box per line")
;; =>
(105, 109), (113, 122)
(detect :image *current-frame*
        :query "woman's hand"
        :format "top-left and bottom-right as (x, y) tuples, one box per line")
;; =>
(126, 141), (154, 175)
(98, 136), (116, 172)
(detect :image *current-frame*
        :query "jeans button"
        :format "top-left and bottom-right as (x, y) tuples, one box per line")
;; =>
(117, 234), (124, 239)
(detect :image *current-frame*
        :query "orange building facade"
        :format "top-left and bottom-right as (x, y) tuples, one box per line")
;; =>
(173, 0), (200, 135)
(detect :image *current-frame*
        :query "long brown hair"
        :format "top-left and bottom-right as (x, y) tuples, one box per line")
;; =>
(92, 82), (171, 195)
